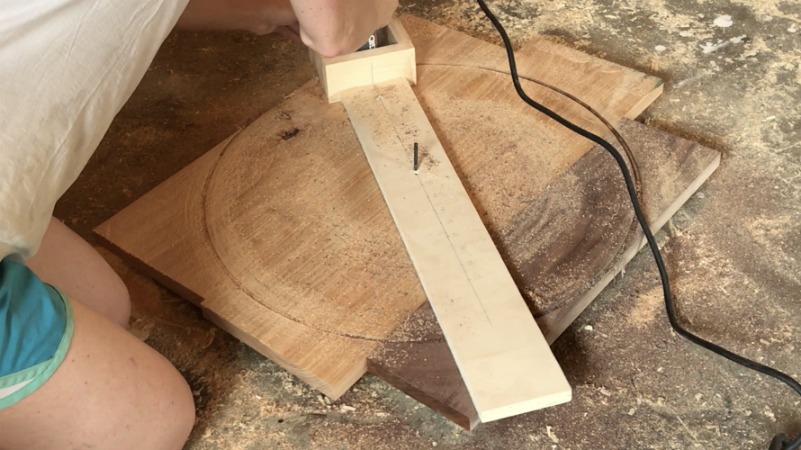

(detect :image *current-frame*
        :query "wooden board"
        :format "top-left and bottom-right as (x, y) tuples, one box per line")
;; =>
(368, 119), (721, 429)
(95, 15), (664, 399)
(342, 79), (570, 422)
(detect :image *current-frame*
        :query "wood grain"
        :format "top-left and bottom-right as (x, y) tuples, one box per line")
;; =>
(95, 87), (418, 398)
(368, 119), (720, 429)
(95, 16), (664, 399)
(342, 79), (570, 422)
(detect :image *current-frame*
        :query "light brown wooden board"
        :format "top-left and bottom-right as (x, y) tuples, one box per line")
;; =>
(367, 119), (720, 429)
(343, 79), (570, 422)
(94, 15), (663, 399)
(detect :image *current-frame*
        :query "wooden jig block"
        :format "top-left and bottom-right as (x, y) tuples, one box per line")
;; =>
(310, 17), (417, 103)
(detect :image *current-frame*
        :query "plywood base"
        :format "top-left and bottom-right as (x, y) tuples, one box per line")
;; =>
(95, 16), (664, 400)
(368, 119), (721, 429)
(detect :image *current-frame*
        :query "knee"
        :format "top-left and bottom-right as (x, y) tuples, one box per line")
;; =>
(133, 361), (196, 450)
(170, 376), (197, 447)
(105, 275), (131, 329)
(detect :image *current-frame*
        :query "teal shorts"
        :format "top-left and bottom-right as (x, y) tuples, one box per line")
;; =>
(0, 258), (73, 409)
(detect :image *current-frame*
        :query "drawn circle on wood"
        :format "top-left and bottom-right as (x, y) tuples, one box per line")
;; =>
(201, 65), (633, 338)
(203, 93), (424, 340)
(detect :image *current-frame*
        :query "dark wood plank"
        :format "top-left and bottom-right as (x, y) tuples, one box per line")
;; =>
(367, 303), (480, 430)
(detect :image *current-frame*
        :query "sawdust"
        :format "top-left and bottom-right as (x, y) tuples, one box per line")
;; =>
(502, 167), (591, 312)
(417, 65), (602, 233)
(745, 213), (801, 286)
(627, 285), (665, 328)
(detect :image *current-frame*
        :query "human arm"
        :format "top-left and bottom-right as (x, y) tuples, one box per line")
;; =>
(289, 0), (398, 57)
(176, 0), (398, 57)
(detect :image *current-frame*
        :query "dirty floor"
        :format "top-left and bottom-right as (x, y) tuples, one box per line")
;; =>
(58, 0), (801, 448)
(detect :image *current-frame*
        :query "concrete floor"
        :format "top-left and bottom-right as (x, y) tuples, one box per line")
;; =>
(59, 0), (800, 448)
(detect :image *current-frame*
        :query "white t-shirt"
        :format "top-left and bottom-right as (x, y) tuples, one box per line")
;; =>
(0, 0), (189, 260)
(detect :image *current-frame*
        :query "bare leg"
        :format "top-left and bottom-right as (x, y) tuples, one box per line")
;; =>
(26, 218), (131, 328)
(0, 299), (195, 450)
(177, 0), (297, 34)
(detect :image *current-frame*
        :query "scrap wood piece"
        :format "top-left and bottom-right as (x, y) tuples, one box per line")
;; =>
(367, 119), (721, 429)
(342, 78), (571, 422)
(94, 16), (666, 401)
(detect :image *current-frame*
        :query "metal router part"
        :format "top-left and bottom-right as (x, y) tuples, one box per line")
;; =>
(358, 26), (390, 51)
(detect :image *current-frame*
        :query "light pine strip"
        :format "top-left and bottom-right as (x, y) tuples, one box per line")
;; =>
(341, 79), (571, 422)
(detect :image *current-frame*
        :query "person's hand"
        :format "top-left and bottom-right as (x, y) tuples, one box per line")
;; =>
(177, 0), (399, 58)
(289, 0), (399, 57)
(177, 0), (298, 35)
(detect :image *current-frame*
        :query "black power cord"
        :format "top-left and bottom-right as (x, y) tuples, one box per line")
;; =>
(474, 1), (801, 448)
